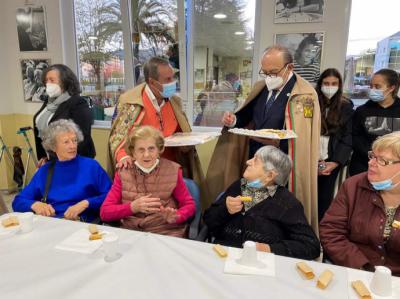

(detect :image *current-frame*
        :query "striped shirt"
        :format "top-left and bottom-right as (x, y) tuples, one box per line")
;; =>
(293, 61), (320, 84)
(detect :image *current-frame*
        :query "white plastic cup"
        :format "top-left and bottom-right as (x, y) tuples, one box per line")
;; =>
(370, 266), (392, 297)
(102, 233), (121, 262)
(19, 212), (34, 233)
(237, 241), (259, 267)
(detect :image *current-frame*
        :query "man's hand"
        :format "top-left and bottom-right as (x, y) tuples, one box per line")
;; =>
(250, 137), (280, 147)
(31, 202), (56, 217)
(160, 206), (179, 224)
(116, 156), (134, 169)
(130, 194), (162, 214)
(226, 196), (243, 214)
(222, 111), (236, 127)
(64, 200), (89, 220)
(320, 161), (339, 176)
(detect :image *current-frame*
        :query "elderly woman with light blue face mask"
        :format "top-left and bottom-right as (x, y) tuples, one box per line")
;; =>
(320, 131), (400, 276)
(349, 68), (400, 176)
(203, 145), (320, 260)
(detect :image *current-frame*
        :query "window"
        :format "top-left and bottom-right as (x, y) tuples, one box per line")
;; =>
(345, 0), (400, 109)
(191, 0), (256, 127)
(74, 0), (125, 121)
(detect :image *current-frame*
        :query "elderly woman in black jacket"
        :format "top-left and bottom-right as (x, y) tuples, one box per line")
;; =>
(204, 145), (320, 260)
(33, 64), (95, 164)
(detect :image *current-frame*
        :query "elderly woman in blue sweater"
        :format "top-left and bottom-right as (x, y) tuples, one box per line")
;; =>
(12, 119), (111, 222)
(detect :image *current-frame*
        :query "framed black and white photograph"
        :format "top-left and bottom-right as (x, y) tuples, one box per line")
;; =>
(20, 59), (50, 102)
(275, 32), (324, 84)
(274, 0), (325, 24)
(16, 6), (48, 51)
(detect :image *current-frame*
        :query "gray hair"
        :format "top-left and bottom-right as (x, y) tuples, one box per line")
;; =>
(41, 119), (83, 152)
(143, 56), (171, 83)
(263, 45), (293, 64)
(255, 145), (292, 186)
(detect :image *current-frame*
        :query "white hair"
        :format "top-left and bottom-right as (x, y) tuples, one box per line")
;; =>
(41, 119), (83, 152)
(255, 145), (292, 186)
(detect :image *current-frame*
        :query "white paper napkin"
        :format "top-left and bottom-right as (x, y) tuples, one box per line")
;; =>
(347, 268), (400, 299)
(224, 247), (275, 276)
(55, 228), (106, 254)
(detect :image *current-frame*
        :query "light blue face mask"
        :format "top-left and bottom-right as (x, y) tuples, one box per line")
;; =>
(160, 81), (177, 98)
(370, 171), (400, 191)
(368, 88), (385, 102)
(246, 179), (264, 189)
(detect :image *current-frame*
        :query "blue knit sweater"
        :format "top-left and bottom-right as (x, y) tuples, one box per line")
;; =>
(12, 155), (111, 222)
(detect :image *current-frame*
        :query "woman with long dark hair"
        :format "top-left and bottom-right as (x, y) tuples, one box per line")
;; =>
(316, 68), (353, 221)
(33, 64), (95, 164)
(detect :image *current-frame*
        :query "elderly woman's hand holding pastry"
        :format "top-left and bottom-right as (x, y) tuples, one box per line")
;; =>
(226, 196), (243, 214)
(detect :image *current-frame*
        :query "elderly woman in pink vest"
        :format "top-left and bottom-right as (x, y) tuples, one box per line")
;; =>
(100, 125), (195, 237)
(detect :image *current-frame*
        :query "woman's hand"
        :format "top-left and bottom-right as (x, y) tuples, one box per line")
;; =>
(64, 200), (89, 220)
(31, 202), (55, 217)
(160, 206), (178, 224)
(116, 156), (134, 169)
(226, 196), (243, 214)
(37, 158), (48, 168)
(256, 242), (271, 252)
(130, 194), (161, 214)
(320, 161), (339, 176)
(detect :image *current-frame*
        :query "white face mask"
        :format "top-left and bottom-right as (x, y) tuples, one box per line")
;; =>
(134, 159), (159, 174)
(264, 65), (288, 90)
(46, 83), (62, 98)
(321, 86), (339, 99)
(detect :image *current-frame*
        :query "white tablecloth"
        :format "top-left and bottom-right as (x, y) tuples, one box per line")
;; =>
(0, 216), (399, 299)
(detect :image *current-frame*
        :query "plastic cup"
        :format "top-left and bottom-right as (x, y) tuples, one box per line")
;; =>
(370, 266), (392, 297)
(102, 233), (121, 262)
(19, 212), (34, 233)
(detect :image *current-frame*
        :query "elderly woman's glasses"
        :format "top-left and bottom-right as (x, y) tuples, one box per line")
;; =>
(368, 151), (400, 166)
(258, 64), (288, 78)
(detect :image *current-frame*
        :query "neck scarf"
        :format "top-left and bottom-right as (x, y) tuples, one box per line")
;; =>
(240, 178), (278, 212)
(36, 92), (70, 138)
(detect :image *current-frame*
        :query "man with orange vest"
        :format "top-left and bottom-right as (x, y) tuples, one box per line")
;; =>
(108, 57), (205, 202)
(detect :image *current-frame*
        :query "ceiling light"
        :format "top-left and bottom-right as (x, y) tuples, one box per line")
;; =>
(89, 36), (98, 40)
(213, 13), (227, 19)
(235, 31), (245, 35)
(247, 41), (254, 44)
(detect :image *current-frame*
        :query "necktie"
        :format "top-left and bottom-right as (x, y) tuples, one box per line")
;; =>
(264, 90), (278, 116)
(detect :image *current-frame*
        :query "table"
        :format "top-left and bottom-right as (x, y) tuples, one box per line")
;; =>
(1, 216), (399, 299)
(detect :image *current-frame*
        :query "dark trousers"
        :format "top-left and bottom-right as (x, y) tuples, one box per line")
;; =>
(318, 166), (341, 222)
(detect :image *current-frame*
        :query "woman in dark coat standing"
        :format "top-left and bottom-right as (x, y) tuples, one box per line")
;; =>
(33, 64), (95, 163)
(316, 68), (353, 221)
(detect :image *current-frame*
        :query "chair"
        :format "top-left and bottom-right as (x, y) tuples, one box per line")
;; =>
(183, 178), (202, 240)
(196, 191), (225, 242)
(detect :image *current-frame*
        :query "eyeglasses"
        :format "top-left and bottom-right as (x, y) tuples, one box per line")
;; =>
(258, 64), (288, 78)
(368, 151), (400, 166)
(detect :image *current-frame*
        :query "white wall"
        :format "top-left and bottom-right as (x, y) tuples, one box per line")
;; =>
(256, 0), (352, 76)
(0, 0), (64, 116)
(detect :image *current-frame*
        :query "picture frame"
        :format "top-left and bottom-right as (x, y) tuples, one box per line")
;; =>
(16, 6), (48, 51)
(275, 32), (325, 84)
(20, 59), (50, 102)
(274, 0), (325, 24)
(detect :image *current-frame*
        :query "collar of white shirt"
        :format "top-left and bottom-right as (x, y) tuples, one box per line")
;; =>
(145, 84), (165, 113)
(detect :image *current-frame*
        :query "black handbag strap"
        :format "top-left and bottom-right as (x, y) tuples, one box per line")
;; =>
(42, 161), (56, 203)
